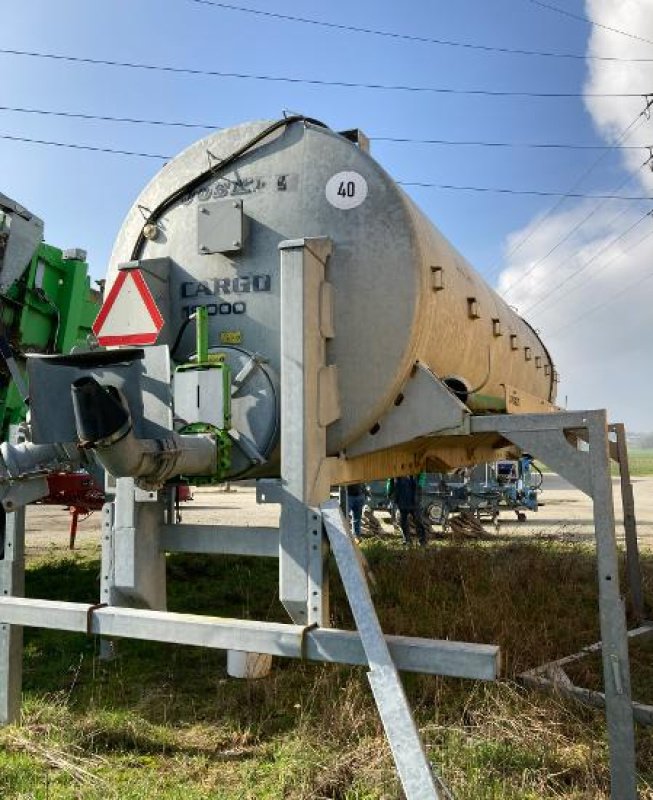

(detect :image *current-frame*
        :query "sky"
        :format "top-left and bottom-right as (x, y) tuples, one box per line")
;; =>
(1, 0), (652, 430)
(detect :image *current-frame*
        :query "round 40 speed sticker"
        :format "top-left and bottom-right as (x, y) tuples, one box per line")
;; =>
(325, 171), (368, 210)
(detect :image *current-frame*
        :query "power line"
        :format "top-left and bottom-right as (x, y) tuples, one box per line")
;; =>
(188, 0), (653, 63)
(400, 181), (652, 200)
(497, 113), (645, 288)
(521, 207), (653, 317)
(2, 104), (652, 151)
(373, 134), (648, 151)
(496, 112), (647, 294)
(0, 105), (220, 131)
(550, 266), (653, 337)
(3, 131), (653, 201)
(527, 210), (653, 321)
(547, 230), (653, 339)
(492, 166), (643, 295)
(524, 0), (653, 48)
(0, 133), (169, 159)
(509, 186), (636, 307)
(0, 47), (648, 97)
(3, 104), (653, 151)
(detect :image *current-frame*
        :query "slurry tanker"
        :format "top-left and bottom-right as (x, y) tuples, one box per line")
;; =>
(0, 116), (556, 497)
(1, 118), (640, 800)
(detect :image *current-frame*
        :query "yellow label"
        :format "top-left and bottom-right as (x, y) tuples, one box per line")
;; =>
(220, 330), (242, 344)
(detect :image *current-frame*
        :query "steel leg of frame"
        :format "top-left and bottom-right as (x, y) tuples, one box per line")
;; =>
(0, 505), (25, 723)
(472, 411), (637, 800)
(108, 479), (167, 611)
(278, 238), (335, 626)
(587, 412), (637, 800)
(609, 422), (645, 622)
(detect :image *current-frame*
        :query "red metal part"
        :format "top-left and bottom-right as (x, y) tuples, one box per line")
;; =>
(41, 472), (105, 549)
(39, 475), (193, 549)
(177, 484), (193, 502)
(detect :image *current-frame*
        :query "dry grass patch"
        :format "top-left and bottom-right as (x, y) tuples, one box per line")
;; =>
(1, 538), (651, 798)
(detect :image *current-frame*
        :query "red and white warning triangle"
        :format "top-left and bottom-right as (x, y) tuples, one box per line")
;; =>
(92, 268), (164, 347)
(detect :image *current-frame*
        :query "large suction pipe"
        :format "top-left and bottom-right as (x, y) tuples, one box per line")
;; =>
(70, 377), (217, 485)
(0, 440), (83, 510)
(0, 441), (81, 479)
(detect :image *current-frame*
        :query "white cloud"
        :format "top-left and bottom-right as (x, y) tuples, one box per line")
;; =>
(495, 0), (653, 430)
(584, 0), (653, 186)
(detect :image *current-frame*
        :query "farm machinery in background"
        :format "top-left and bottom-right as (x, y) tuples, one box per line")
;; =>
(363, 456), (544, 538)
(0, 192), (103, 545)
(425, 456), (543, 533)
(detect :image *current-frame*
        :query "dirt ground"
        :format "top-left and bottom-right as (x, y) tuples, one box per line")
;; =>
(21, 473), (653, 556)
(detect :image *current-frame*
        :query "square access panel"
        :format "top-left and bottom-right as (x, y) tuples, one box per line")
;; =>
(197, 198), (243, 254)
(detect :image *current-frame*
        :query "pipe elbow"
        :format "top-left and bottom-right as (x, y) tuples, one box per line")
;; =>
(71, 377), (131, 446)
(70, 377), (218, 484)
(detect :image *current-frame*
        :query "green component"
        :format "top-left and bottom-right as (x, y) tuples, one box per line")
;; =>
(177, 423), (232, 485)
(195, 304), (209, 366)
(0, 241), (101, 439)
(177, 307), (226, 371)
(174, 306), (233, 483)
(219, 360), (232, 430)
(176, 360), (231, 433)
(466, 393), (507, 413)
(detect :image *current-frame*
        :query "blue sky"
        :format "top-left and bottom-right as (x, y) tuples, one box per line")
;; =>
(2, 0), (652, 428)
(1, 0), (605, 273)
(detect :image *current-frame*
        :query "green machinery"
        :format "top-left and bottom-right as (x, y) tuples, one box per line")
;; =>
(175, 305), (232, 482)
(0, 192), (101, 439)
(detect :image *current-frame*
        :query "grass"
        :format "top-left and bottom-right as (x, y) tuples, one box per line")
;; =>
(1, 537), (653, 798)
(625, 449), (653, 478)
(536, 447), (653, 477)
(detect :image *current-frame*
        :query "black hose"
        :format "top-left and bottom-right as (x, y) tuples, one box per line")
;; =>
(130, 115), (328, 262)
(170, 315), (192, 360)
(530, 463), (544, 490)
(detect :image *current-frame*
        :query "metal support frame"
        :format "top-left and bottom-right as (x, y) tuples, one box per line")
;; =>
(0, 424), (26, 724)
(159, 524), (279, 557)
(0, 235), (471, 798)
(472, 410), (637, 800)
(107, 478), (167, 610)
(1, 236), (639, 796)
(0, 595), (499, 679)
(609, 422), (645, 622)
(0, 506), (25, 723)
(521, 623), (653, 726)
(278, 237), (336, 626)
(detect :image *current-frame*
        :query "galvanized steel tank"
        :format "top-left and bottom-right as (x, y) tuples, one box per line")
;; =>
(107, 117), (555, 464)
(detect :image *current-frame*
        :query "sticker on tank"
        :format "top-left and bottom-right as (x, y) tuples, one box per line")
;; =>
(325, 171), (368, 210)
(220, 331), (243, 344)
